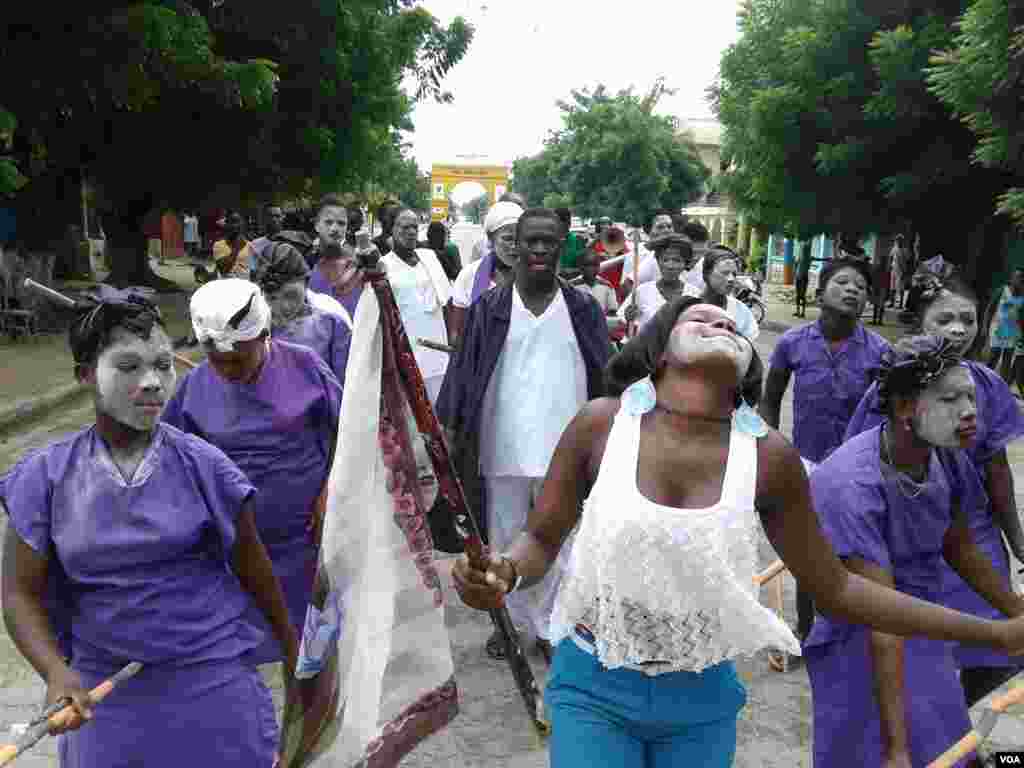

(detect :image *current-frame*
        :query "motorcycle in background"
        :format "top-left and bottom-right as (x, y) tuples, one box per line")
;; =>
(734, 274), (766, 324)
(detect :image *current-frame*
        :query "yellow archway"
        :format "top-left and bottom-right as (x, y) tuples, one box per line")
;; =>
(430, 163), (509, 222)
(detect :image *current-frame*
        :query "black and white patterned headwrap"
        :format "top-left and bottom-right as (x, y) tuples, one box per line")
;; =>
(876, 334), (964, 412)
(68, 286), (163, 365)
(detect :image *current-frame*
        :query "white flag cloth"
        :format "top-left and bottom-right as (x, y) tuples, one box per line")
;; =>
(280, 287), (457, 768)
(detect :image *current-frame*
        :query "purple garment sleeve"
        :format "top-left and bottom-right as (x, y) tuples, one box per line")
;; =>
(844, 383), (883, 442)
(768, 329), (793, 373)
(968, 362), (1024, 463)
(0, 451), (53, 555)
(811, 467), (892, 572)
(470, 250), (495, 304)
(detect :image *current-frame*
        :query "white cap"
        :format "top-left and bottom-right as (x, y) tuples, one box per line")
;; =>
(484, 201), (524, 234)
(190, 279), (271, 352)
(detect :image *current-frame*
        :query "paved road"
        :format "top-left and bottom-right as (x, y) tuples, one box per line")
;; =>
(1, 329), (1023, 765)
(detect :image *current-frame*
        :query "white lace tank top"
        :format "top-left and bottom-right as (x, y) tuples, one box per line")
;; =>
(549, 404), (801, 673)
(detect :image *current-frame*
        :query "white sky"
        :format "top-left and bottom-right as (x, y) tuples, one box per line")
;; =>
(409, 0), (742, 203)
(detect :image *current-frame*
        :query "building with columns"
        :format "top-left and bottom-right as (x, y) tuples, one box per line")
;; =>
(677, 119), (759, 260)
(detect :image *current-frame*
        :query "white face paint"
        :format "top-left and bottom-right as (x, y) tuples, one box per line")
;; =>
(268, 280), (308, 329)
(94, 325), (175, 431)
(913, 365), (977, 448)
(820, 266), (869, 316)
(706, 258), (739, 297)
(491, 224), (518, 267)
(315, 206), (348, 246)
(665, 304), (753, 380)
(921, 292), (978, 354)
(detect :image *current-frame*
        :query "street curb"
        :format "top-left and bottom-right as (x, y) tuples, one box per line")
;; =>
(0, 382), (87, 435)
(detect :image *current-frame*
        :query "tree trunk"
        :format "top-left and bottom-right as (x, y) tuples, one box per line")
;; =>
(101, 196), (183, 293)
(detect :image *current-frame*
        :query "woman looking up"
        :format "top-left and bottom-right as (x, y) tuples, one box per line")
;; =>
(452, 298), (1024, 768)
(845, 275), (1024, 709)
(1, 288), (296, 767)
(807, 335), (1024, 768)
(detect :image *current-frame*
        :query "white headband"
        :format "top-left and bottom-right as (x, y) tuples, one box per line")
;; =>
(484, 201), (524, 234)
(190, 278), (271, 352)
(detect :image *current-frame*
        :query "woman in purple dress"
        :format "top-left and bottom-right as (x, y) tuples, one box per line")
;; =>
(307, 195), (365, 318)
(807, 335), (1024, 768)
(845, 276), (1024, 707)
(162, 279), (343, 665)
(253, 240), (352, 389)
(1, 289), (297, 767)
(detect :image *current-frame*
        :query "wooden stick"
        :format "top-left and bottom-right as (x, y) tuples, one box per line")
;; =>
(417, 338), (454, 354)
(754, 559), (787, 586)
(23, 277), (197, 370)
(629, 230), (641, 338)
(0, 662), (142, 766)
(928, 683), (1024, 767)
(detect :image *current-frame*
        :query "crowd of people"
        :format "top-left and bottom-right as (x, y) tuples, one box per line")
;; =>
(3, 191), (1024, 768)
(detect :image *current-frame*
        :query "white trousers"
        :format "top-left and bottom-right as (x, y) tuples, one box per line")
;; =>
(484, 475), (571, 641)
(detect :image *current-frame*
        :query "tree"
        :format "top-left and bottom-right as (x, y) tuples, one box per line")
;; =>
(712, 0), (1015, 288)
(511, 81), (710, 225)
(463, 193), (489, 225)
(2, 2), (472, 289)
(928, 0), (1024, 228)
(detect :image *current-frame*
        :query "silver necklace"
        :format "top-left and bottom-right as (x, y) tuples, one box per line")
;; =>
(882, 425), (927, 499)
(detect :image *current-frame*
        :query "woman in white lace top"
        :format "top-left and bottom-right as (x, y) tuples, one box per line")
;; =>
(453, 297), (1024, 767)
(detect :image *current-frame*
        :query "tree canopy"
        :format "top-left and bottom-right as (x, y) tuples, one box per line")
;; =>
(712, 0), (1017, 277)
(928, 0), (1024, 227)
(511, 81), (710, 225)
(1, 1), (471, 286)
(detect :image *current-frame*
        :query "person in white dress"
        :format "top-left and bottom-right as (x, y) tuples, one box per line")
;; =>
(381, 208), (452, 405)
(683, 247), (759, 340)
(618, 234), (692, 333)
(452, 296), (1024, 768)
(620, 210), (676, 299)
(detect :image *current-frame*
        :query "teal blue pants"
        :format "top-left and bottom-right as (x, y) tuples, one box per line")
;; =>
(545, 638), (746, 768)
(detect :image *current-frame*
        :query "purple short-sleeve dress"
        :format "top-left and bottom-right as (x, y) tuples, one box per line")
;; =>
(845, 361), (1024, 668)
(308, 266), (363, 319)
(0, 424), (277, 767)
(273, 308), (351, 390)
(804, 428), (978, 768)
(769, 320), (890, 463)
(162, 340), (343, 664)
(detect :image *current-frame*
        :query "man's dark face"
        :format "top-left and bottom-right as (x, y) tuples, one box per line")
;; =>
(516, 216), (562, 284)
(224, 213), (244, 240)
(265, 207), (284, 236)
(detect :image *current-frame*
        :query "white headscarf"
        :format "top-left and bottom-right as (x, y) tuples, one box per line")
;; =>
(190, 278), (271, 352)
(483, 201), (523, 235)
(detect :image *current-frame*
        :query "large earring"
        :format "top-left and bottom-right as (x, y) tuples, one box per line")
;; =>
(904, 418), (913, 432)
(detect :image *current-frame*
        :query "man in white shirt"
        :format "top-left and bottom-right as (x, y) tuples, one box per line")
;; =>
(437, 208), (611, 662)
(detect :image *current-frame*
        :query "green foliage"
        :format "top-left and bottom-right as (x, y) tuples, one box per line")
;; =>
(929, 0), (1024, 225)
(511, 81), (709, 224)
(463, 193), (489, 225)
(0, 108), (26, 196)
(2, 1), (472, 273)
